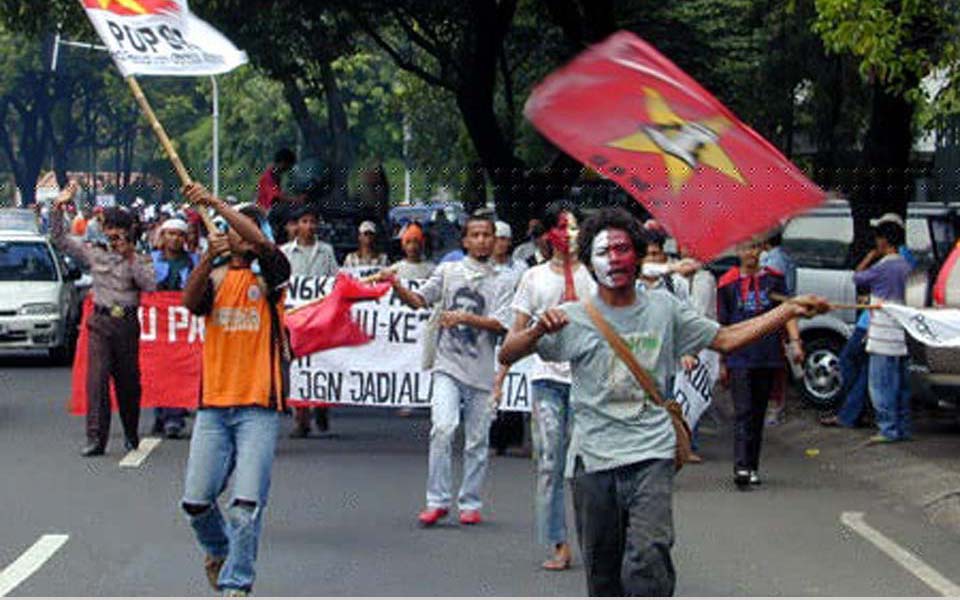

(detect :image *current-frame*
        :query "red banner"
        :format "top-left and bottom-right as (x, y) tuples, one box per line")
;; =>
(525, 31), (825, 261)
(69, 293), (203, 415)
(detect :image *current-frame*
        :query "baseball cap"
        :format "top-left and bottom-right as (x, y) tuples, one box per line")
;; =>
(495, 221), (512, 238)
(159, 218), (189, 233)
(870, 213), (905, 229)
(359, 220), (377, 234)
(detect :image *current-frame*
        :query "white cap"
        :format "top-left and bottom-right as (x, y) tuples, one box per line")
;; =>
(160, 218), (189, 233)
(359, 220), (377, 234)
(495, 221), (512, 238)
(870, 212), (905, 229)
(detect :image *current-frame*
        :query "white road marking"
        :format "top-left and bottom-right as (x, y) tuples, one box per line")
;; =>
(0, 534), (69, 597)
(841, 511), (960, 596)
(119, 436), (162, 468)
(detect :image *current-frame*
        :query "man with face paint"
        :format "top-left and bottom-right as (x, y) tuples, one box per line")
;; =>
(500, 208), (829, 597)
(51, 182), (156, 457)
(501, 200), (596, 571)
(389, 213), (514, 527)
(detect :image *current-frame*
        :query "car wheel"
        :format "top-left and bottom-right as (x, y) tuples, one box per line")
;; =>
(801, 335), (845, 410)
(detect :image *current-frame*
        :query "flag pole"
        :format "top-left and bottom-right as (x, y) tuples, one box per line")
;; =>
(125, 75), (217, 235)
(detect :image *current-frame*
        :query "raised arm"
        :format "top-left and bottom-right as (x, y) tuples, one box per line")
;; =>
(183, 183), (269, 253)
(711, 295), (828, 354)
(49, 182), (90, 266)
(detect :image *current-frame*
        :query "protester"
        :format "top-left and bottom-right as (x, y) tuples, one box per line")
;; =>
(388, 213), (513, 526)
(390, 223), (436, 280)
(428, 209), (461, 259)
(180, 184), (291, 596)
(281, 204), (339, 438)
(344, 221), (389, 268)
(150, 217), (200, 439)
(512, 218), (547, 266)
(489, 219), (528, 457)
(50, 182), (156, 457)
(257, 148), (297, 212)
(718, 237), (803, 487)
(854, 214), (913, 444)
(499, 207), (828, 596)
(85, 206), (105, 245)
(637, 231), (690, 302)
(502, 201), (595, 571)
(759, 227), (798, 426)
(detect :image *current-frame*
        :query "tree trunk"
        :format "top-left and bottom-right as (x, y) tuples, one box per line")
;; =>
(319, 58), (353, 206)
(281, 75), (326, 159)
(850, 82), (915, 258)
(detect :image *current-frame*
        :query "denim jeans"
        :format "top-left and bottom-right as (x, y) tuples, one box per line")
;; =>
(427, 371), (493, 511)
(571, 458), (676, 596)
(868, 354), (911, 440)
(181, 407), (280, 593)
(531, 380), (572, 548)
(836, 327), (869, 427)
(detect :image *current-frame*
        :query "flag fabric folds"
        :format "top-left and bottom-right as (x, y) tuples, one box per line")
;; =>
(78, 0), (248, 76)
(286, 272), (393, 358)
(524, 31), (826, 261)
(881, 304), (960, 349)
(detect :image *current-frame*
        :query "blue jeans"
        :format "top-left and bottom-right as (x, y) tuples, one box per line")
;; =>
(181, 407), (280, 593)
(868, 354), (911, 440)
(427, 372), (493, 511)
(531, 380), (572, 548)
(836, 328), (869, 427)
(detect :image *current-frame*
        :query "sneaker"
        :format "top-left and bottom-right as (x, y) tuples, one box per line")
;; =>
(223, 589), (248, 597)
(749, 470), (762, 486)
(204, 555), (225, 591)
(417, 507), (449, 526)
(733, 469), (750, 487)
(867, 434), (896, 445)
(164, 427), (183, 440)
(459, 509), (482, 525)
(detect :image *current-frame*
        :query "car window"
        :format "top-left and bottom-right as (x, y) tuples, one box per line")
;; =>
(0, 241), (58, 281)
(0, 210), (40, 234)
(783, 215), (853, 269)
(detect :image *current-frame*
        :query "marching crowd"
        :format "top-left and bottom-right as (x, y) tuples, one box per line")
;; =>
(40, 147), (863, 597)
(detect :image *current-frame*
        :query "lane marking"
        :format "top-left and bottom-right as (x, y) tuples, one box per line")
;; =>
(119, 436), (162, 468)
(0, 534), (69, 597)
(841, 511), (960, 596)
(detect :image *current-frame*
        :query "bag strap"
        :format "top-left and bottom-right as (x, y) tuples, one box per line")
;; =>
(582, 297), (667, 408)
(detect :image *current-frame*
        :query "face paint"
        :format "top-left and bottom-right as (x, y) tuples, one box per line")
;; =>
(591, 228), (638, 289)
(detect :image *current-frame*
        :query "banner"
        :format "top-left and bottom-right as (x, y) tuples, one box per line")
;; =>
(881, 304), (960, 348)
(79, 0), (248, 77)
(524, 31), (825, 261)
(285, 275), (534, 412)
(69, 292), (203, 415)
(672, 349), (719, 429)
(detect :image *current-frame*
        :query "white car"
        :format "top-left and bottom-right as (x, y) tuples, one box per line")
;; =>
(0, 230), (81, 362)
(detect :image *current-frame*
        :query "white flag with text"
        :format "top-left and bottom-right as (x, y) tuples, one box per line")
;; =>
(881, 304), (960, 348)
(79, 0), (247, 77)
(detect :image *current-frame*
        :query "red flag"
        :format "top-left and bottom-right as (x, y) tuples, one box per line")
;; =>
(525, 31), (826, 261)
(69, 293), (202, 415)
(285, 272), (392, 358)
(934, 241), (960, 306)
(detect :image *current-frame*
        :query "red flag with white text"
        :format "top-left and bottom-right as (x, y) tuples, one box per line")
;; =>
(524, 31), (826, 260)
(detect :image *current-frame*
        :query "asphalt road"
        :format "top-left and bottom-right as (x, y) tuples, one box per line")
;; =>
(3, 351), (960, 596)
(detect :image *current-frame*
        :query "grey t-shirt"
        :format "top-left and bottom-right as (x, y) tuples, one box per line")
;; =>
(418, 256), (513, 392)
(536, 289), (720, 477)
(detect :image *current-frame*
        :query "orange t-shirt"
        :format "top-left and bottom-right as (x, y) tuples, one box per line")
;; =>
(201, 268), (285, 410)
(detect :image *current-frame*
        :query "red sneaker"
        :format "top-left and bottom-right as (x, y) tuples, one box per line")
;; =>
(459, 509), (482, 525)
(417, 507), (448, 526)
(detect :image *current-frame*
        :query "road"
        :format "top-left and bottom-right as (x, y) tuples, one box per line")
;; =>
(2, 351), (960, 596)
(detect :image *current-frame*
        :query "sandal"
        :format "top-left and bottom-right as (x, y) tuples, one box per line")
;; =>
(542, 544), (572, 571)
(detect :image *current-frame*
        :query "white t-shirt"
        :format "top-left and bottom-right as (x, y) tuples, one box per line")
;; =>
(512, 261), (597, 383)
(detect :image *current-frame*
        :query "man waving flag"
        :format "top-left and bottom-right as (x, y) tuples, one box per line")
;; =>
(79, 0), (248, 76)
(525, 31), (825, 261)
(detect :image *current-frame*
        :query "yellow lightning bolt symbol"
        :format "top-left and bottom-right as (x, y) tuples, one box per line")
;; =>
(607, 87), (746, 194)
